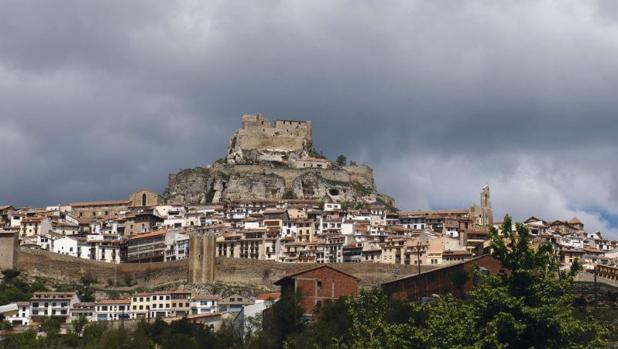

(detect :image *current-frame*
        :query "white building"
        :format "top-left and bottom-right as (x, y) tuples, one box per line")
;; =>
(94, 299), (131, 321)
(3, 302), (31, 326)
(52, 236), (79, 257)
(77, 238), (121, 263)
(164, 231), (190, 261)
(30, 292), (80, 323)
(190, 295), (220, 315)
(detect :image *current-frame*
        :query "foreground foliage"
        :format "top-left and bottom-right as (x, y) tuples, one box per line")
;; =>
(284, 215), (610, 349)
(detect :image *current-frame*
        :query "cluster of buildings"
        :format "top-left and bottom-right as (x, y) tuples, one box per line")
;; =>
(0, 187), (497, 267)
(0, 289), (260, 327)
(519, 216), (618, 270)
(0, 264), (360, 332)
(2, 186), (617, 272)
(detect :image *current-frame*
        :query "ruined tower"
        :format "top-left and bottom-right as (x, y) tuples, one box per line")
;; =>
(188, 234), (216, 283)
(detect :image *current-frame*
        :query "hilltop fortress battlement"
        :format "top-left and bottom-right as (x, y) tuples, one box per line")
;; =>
(227, 114), (313, 164)
(164, 113), (394, 206)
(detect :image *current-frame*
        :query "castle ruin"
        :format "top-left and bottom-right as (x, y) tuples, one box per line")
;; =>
(164, 113), (394, 207)
(227, 114), (313, 165)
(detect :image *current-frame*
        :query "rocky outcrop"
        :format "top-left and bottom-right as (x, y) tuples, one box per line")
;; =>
(163, 114), (394, 206)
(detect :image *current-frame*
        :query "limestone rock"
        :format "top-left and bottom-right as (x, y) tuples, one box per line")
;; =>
(163, 114), (394, 207)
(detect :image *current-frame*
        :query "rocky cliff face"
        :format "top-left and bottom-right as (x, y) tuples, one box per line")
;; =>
(163, 114), (394, 206)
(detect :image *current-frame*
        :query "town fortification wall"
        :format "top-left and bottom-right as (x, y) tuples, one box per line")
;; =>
(16, 248), (429, 288)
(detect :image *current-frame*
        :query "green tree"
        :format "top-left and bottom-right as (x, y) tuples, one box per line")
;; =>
(71, 314), (89, 336)
(308, 215), (610, 349)
(336, 155), (347, 166)
(39, 317), (61, 338)
(263, 289), (304, 348)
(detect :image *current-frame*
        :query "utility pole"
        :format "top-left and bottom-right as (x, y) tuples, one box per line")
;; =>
(416, 241), (422, 275)
(593, 266), (598, 305)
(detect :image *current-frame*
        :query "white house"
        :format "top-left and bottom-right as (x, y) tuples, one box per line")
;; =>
(52, 236), (79, 257)
(3, 302), (31, 326)
(94, 299), (131, 321)
(30, 292), (80, 323)
(190, 295), (220, 315)
(164, 231), (190, 261)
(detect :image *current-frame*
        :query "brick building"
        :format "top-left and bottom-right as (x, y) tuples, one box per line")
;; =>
(274, 265), (359, 316)
(381, 254), (502, 301)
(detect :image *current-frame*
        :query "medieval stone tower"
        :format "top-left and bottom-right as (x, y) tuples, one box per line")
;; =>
(188, 234), (216, 283)
(480, 185), (493, 226)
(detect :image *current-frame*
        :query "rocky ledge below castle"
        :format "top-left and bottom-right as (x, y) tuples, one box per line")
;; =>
(163, 114), (394, 207)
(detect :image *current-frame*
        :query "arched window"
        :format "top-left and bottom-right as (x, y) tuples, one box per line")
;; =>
(142, 193), (147, 206)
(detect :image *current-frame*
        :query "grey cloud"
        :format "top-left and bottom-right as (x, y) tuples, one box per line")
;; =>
(1, 1), (618, 236)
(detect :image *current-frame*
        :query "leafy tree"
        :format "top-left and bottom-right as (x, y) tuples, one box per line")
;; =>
(39, 317), (61, 338)
(263, 289), (304, 348)
(303, 214), (610, 349)
(1, 269), (21, 281)
(336, 155), (347, 166)
(282, 189), (297, 200)
(71, 314), (89, 335)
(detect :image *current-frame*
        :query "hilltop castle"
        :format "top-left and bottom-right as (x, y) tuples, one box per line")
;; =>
(226, 113), (314, 165)
(164, 114), (394, 206)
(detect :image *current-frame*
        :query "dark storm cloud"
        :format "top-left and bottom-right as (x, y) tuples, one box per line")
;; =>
(1, 0), (618, 236)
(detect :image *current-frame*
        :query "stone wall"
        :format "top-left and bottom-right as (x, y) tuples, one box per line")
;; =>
(227, 114), (313, 164)
(16, 248), (433, 289)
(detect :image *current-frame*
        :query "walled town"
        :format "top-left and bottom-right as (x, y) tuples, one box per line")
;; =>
(0, 115), (617, 331)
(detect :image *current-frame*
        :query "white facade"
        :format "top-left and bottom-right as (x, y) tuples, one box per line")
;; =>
(164, 231), (190, 261)
(52, 236), (79, 257)
(4, 302), (31, 326)
(190, 296), (219, 315)
(30, 292), (80, 321)
(95, 300), (131, 321)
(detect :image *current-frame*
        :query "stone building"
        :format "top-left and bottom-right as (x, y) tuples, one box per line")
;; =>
(227, 114), (313, 165)
(70, 200), (129, 220)
(129, 189), (162, 208)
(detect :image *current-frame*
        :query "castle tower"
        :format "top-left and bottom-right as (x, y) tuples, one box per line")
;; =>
(480, 185), (493, 226)
(0, 230), (18, 270)
(188, 234), (216, 283)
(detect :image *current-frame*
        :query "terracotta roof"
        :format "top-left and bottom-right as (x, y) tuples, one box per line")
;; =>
(70, 200), (129, 208)
(128, 230), (167, 241)
(256, 292), (280, 301)
(569, 217), (583, 225)
(192, 294), (221, 301)
(274, 265), (361, 285)
(96, 298), (131, 304)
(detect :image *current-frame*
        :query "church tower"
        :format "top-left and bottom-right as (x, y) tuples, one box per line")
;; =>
(480, 185), (493, 226)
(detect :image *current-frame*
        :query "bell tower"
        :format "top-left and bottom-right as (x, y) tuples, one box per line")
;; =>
(480, 185), (493, 226)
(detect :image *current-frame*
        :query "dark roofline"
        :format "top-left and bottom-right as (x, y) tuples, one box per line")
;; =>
(381, 254), (494, 286)
(274, 265), (361, 285)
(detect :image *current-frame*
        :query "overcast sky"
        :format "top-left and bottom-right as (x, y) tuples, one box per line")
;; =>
(2, 0), (618, 237)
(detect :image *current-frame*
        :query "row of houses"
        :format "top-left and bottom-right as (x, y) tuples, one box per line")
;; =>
(2, 186), (616, 270)
(0, 290), (256, 326)
(0, 264), (364, 331)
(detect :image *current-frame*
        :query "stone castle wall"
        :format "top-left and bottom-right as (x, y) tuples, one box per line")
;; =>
(16, 248), (432, 288)
(228, 114), (313, 163)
